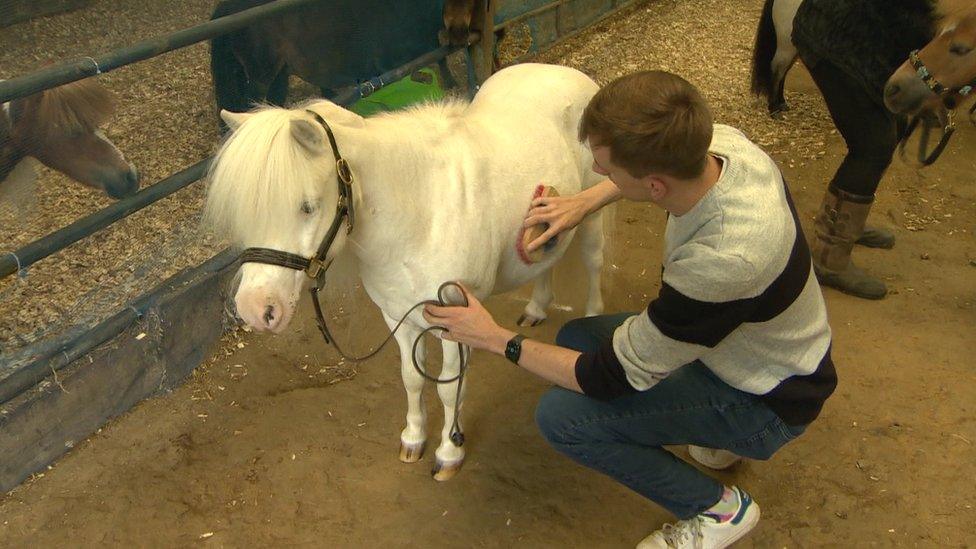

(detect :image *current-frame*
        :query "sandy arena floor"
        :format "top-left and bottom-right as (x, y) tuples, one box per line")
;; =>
(2, 0), (975, 547)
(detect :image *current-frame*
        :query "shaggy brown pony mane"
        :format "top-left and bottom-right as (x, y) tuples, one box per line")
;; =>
(10, 78), (115, 143)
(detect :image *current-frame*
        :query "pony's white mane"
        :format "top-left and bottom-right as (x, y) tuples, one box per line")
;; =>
(371, 97), (469, 124)
(204, 97), (472, 246)
(205, 104), (333, 246)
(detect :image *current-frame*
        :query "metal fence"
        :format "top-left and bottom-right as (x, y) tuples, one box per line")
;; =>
(0, 0), (643, 491)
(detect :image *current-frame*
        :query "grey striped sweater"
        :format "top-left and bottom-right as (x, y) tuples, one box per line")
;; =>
(575, 125), (836, 425)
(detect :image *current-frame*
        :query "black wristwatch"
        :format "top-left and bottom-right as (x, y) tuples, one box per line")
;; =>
(505, 334), (527, 364)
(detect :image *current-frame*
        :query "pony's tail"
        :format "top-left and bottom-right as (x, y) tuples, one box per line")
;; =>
(210, 2), (254, 129)
(751, 0), (777, 100)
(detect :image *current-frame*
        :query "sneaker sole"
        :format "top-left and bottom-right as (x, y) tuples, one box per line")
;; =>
(688, 446), (742, 470)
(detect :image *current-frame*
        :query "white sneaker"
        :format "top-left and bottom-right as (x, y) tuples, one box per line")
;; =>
(688, 445), (742, 470)
(636, 487), (760, 549)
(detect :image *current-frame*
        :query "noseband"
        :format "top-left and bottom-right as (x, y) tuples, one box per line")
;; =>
(900, 50), (976, 166)
(240, 110), (356, 281)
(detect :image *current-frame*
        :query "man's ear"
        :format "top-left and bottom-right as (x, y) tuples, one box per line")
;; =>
(646, 175), (668, 201)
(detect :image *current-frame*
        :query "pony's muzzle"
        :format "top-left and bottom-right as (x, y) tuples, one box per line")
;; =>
(104, 164), (140, 199)
(884, 75), (931, 115)
(235, 287), (292, 333)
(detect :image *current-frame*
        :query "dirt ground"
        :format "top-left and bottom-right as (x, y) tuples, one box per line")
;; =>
(2, 0), (976, 547)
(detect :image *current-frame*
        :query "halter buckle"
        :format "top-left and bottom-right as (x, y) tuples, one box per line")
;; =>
(336, 158), (353, 184)
(306, 257), (328, 279)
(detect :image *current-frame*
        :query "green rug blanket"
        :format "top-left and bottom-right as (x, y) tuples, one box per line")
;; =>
(349, 68), (445, 117)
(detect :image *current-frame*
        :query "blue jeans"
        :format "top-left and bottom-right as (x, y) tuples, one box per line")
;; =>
(535, 314), (806, 519)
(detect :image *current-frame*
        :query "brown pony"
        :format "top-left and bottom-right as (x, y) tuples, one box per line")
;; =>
(884, 1), (976, 117)
(1, 78), (139, 200)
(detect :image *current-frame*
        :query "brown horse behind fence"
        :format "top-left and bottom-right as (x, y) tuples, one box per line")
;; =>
(1, 78), (139, 200)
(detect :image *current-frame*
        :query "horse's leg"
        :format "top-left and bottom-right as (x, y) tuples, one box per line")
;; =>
(432, 340), (466, 481)
(517, 270), (553, 327)
(211, 34), (252, 128)
(267, 65), (290, 107)
(437, 58), (459, 90)
(578, 211), (606, 317)
(770, 48), (798, 115)
(385, 314), (428, 463)
(769, 0), (801, 115)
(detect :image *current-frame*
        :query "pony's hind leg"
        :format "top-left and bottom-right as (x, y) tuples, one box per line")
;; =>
(769, 0), (801, 115)
(432, 340), (466, 481)
(517, 270), (554, 327)
(386, 314), (428, 463)
(769, 49), (798, 115)
(579, 211), (606, 317)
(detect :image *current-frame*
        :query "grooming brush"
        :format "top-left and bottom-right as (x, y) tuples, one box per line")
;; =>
(516, 185), (560, 264)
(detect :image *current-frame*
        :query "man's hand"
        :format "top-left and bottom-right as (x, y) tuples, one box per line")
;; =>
(522, 179), (621, 253)
(523, 194), (591, 253)
(423, 284), (515, 353)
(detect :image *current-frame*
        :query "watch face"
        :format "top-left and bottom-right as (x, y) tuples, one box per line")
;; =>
(506, 335), (523, 363)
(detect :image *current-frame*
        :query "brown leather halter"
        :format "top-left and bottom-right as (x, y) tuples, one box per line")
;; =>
(240, 110), (355, 281)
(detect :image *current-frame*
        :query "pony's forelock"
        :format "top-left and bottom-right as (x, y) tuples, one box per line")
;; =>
(22, 79), (114, 138)
(204, 106), (334, 246)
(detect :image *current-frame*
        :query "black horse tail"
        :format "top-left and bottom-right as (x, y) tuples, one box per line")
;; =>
(751, 0), (777, 99)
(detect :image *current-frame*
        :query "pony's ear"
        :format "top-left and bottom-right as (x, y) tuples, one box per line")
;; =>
(290, 119), (326, 152)
(220, 110), (251, 131)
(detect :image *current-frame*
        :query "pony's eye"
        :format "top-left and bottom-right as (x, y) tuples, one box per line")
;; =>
(300, 200), (316, 215)
(950, 43), (973, 56)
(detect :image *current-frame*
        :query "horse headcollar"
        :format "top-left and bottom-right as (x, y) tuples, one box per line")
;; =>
(239, 109), (356, 280)
(909, 50), (975, 106)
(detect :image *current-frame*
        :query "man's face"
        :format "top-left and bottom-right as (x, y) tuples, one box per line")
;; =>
(590, 144), (656, 201)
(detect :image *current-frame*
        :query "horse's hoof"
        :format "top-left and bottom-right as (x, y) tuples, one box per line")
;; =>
(399, 441), (426, 463)
(769, 103), (789, 118)
(516, 313), (545, 327)
(431, 458), (464, 481)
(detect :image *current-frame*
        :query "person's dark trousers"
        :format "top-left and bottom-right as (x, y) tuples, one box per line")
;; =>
(803, 56), (906, 197)
(535, 314), (805, 519)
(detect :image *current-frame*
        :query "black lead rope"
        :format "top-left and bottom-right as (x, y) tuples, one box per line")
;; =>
(310, 279), (470, 447)
(899, 109), (955, 167)
(900, 50), (976, 166)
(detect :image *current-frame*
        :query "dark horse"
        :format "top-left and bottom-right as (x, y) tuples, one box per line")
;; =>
(210, 0), (484, 123)
(750, 0), (976, 301)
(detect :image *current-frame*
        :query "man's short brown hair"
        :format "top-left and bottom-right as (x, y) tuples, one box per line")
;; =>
(579, 71), (714, 180)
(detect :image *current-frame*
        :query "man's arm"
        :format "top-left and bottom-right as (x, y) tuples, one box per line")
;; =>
(423, 289), (585, 393)
(482, 327), (584, 393)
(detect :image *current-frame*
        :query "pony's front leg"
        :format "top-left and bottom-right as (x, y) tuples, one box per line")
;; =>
(517, 270), (553, 327)
(432, 339), (466, 481)
(579, 212), (605, 317)
(385, 314), (427, 463)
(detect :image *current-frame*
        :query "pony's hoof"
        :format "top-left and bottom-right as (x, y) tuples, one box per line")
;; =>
(431, 458), (464, 481)
(517, 313), (545, 327)
(769, 103), (789, 118)
(399, 441), (426, 463)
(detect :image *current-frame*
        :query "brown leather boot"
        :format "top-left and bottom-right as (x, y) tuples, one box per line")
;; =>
(812, 186), (887, 300)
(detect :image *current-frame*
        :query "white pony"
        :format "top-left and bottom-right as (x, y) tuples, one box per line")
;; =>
(205, 63), (607, 480)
